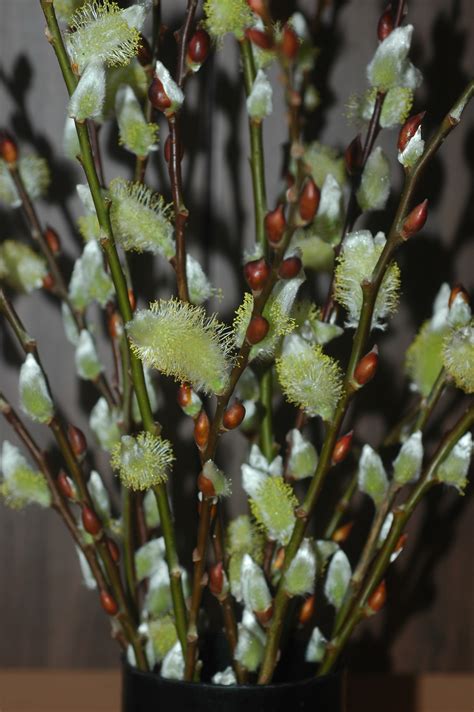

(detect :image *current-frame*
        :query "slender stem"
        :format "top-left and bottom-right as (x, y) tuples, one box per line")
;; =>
(184, 497), (212, 679)
(413, 368), (448, 432)
(318, 402), (474, 675)
(333, 481), (400, 635)
(323, 470), (359, 540)
(257, 79), (474, 684)
(0, 292), (147, 668)
(0, 393), (109, 595)
(40, 0), (188, 655)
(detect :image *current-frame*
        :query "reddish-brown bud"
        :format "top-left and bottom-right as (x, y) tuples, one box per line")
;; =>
(194, 409), (210, 450)
(187, 28), (211, 66)
(298, 595), (316, 625)
(344, 134), (363, 176)
(106, 538), (121, 563)
(128, 289), (136, 311)
(82, 505), (102, 536)
(57, 470), (74, 500)
(42, 273), (55, 292)
(246, 0), (265, 18)
(273, 547), (285, 570)
(255, 604), (273, 626)
(331, 430), (354, 465)
(67, 424), (87, 457)
(448, 284), (469, 308)
(108, 312), (122, 340)
(243, 258), (271, 292)
(148, 78), (172, 112)
(44, 226), (61, 255)
(280, 24), (299, 60)
(264, 204), (286, 245)
(245, 27), (274, 50)
(209, 562), (225, 597)
(0, 130), (18, 164)
(137, 34), (153, 66)
(353, 346), (378, 386)
(398, 112), (425, 153)
(401, 199), (428, 239)
(394, 533), (408, 554)
(197, 472), (216, 497)
(332, 521), (354, 544)
(298, 177), (320, 223)
(100, 590), (118, 616)
(377, 8), (394, 41)
(177, 383), (192, 408)
(246, 315), (270, 345)
(278, 256), (302, 280)
(222, 401), (246, 430)
(367, 579), (387, 613)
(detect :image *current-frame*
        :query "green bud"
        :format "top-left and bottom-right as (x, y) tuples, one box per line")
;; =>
(89, 397), (121, 452)
(19, 354), (54, 424)
(324, 549), (351, 610)
(116, 85), (159, 157)
(247, 70), (273, 121)
(356, 147), (390, 212)
(127, 298), (234, 395)
(135, 537), (166, 581)
(111, 432), (174, 490)
(147, 616), (178, 662)
(109, 178), (174, 258)
(284, 539), (317, 596)
(203, 0), (253, 40)
(0, 441), (51, 509)
(143, 488), (161, 529)
(276, 340), (344, 421)
(443, 325), (474, 394)
(393, 431), (423, 484)
(358, 444), (388, 506)
(436, 432), (472, 493)
(75, 330), (103, 381)
(69, 240), (114, 310)
(68, 61), (106, 121)
(0, 240), (47, 293)
(334, 230), (400, 330)
(286, 429), (318, 480)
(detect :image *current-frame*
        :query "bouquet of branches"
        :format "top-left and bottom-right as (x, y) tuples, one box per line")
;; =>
(0, 0), (472, 692)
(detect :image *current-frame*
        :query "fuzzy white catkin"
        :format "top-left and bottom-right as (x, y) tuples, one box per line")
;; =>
(19, 354), (54, 423)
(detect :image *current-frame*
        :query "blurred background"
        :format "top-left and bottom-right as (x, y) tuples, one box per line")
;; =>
(0, 0), (473, 673)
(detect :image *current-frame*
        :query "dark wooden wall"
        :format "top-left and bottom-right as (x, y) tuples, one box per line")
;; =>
(0, 0), (473, 670)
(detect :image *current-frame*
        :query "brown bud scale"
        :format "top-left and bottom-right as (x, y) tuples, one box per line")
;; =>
(194, 410), (210, 450)
(279, 256), (302, 280)
(82, 505), (102, 536)
(244, 258), (270, 292)
(353, 347), (378, 386)
(264, 204), (286, 245)
(332, 430), (354, 464)
(222, 401), (246, 430)
(100, 590), (118, 616)
(67, 424), (87, 457)
(246, 315), (270, 345)
(298, 177), (320, 222)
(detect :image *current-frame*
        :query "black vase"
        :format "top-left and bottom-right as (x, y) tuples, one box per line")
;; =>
(121, 662), (343, 712)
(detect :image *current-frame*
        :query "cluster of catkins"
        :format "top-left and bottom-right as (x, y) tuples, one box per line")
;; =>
(0, 0), (473, 683)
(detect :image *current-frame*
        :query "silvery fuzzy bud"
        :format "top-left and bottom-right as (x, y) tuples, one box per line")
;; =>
(87, 470), (111, 524)
(284, 539), (317, 596)
(116, 84), (159, 157)
(436, 432), (472, 493)
(358, 444), (388, 506)
(241, 554), (272, 614)
(356, 147), (390, 212)
(324, 549), (351, 610)
(68, 61), (106, 122)
(367, 25), (422, 92)
(286, 429), (318, 480)
(247, 70), (273, 121)
(161, 641), (184, 680)
(19, 354), (54, 424)
(75, 330), (103, 381)
(0, 440), (51, 509)
(305, 626), (327, 663)
(393, 431), (423, 484)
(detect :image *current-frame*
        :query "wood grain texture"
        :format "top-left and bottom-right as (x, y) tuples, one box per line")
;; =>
(0, 0), (473, 670)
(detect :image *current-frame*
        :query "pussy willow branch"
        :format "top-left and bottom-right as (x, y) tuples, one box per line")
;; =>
(257, 78), (474, 684)
(321, 0), (406, 321)
(134, 1), (161, 182)
(323, 469), (359, 540)
(0, 392), (110, 596)
(240, 38), (273, 461)
(165, 0), (199, 303)
(319, 401), (474, 675)
(0, 290), (146, 667)
(39, 0), (188, 656)
(8, 163), (117, 409)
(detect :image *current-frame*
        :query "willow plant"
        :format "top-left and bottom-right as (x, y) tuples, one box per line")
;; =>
(0, 0), (473, 687)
